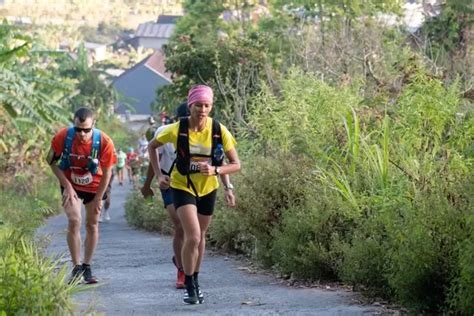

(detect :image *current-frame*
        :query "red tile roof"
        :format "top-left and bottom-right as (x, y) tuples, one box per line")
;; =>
(144, 50), (172, 82)
(135, 22), (175, 38)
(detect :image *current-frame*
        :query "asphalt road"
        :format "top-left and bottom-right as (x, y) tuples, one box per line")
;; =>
(38, 178), (385, 315)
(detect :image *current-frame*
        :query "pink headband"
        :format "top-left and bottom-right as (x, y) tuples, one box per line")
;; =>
(187, 85), (213, 106)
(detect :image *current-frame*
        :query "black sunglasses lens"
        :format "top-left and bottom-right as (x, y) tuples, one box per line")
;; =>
(74, 127), (92, 133)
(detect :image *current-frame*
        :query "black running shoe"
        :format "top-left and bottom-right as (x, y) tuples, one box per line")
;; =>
(183, 286), (199, 304)
(68, 265), (83, 284)
(194, 279), (204, 304)
(82, 264), (98, 284)
(197, 287), (204, 304)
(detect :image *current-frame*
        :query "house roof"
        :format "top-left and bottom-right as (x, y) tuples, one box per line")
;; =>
(144, 50), (172, 82)
(113, 51), (172, 116)
(157, 15), (181, 24)
(135, 22), (175, 38)
(112, 50), (171, 85)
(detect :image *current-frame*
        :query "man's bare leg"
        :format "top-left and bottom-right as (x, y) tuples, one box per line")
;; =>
(83, 200), (100, 264)
(64, 198), (82, 266)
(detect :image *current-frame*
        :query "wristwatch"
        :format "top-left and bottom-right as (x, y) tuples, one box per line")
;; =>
(224, 183), (234, 190)
(215, 166), (221, 175)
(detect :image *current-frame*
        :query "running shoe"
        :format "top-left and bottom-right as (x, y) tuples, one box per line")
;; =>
(173, 256), (185, 289)
(194, 278), (204, 303)
(183, 286), (199, 304)
(103, 209), (111, 221)
(68, 265), (83, 284)
(176, 269), (185, 289)
(82, 264), (98, 284)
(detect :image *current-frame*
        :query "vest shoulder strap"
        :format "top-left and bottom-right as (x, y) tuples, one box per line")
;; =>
(64, 127), (76, 154)
(58, 127), (76, 170)
(211, 119), (222, 148)
(176, 118), (190, 175)
(211, 119), (223, 166)
(91, 128), (101, 159)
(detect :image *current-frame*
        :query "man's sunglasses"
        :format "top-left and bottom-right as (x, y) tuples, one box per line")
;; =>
(74, 127), (93, 133)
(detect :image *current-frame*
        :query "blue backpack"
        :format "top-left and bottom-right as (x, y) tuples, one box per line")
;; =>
(58, 127), (102, 175)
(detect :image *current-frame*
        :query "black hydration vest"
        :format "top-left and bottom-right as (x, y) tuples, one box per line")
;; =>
(174, 118), (224, 197)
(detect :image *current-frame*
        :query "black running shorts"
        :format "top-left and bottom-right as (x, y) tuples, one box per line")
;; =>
(171, 188), (217, 216)
(60, 187), (107, 205)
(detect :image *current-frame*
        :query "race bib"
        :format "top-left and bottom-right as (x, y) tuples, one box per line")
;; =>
(189, 158), (211, 173)
(71, 172), (93, 186)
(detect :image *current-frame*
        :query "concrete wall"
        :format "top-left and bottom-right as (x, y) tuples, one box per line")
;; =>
(137, 37), (168, 50)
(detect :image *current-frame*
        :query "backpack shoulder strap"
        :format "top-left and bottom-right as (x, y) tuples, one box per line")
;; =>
(65, 127), (75, 154)
(175, 118), (190, 174)
(59, 127), (75, 170)
(175, 118), (201, 197)
(212, 119), (222, 145)
(91, 128), (101, 159)
(211, 119), (223, 166)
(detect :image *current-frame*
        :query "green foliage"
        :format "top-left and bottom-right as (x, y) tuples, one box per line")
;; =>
(0, 172), (61, 236)
(420, 0), (473, 56)
(271, 194), (347, 281)
(245, 68), (361, 156)
(96, 114), (136, 152)
(0, 232), (78, 315)
(159, 1), (271, 125)
(226, 70), (472, 312)
(0, 172), (76, 315)
(208, 201), (251, 253)
(272, 0), (401, 19)
(124, 191), (173, 234)
(447, 213), (474, 314)
(210, 154), (316, 265)
(57, 44), (116, 115)
(0, 22), (71, 136)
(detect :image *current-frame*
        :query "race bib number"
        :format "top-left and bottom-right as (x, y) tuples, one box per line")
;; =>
(71, 172), (93, 186)
(189, 158), (211, 173)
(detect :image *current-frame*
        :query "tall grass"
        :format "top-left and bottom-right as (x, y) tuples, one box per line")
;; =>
(0, 172), (78, 314)
(0, 230), (79, 314)
(212, 68), (473, 313)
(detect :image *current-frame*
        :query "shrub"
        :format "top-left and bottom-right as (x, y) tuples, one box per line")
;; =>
(0, 229), (78, 314)
(125, 191), (173, 235)
(209, 153), (316, 265)
(271, 195), (348, 280)
(0, 173), (60, 236)
(447, 214), (474, 314)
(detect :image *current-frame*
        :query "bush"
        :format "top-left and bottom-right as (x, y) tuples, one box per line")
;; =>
(0, 171), (79, 314)
(96, 116), (136, 152)
(0, 173), (61, 236)
(0, 230), (77, 314)
(208, 202), (251, 254)
(209, 153), (316, 266)
(125, 191), (173, 235)
(271, 195), (348, 280)
(448, 214), (474, 314)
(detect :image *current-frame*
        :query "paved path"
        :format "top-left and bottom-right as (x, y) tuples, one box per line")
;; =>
(38, 179), (384, 315)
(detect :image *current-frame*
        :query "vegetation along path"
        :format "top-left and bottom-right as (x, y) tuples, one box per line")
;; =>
(38, 178), (386, 315)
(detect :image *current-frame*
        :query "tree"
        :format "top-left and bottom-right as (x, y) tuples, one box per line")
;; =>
(158, 0), (271, 125)
(57, 44), (116, 117)
(0, 22), (72, 171)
